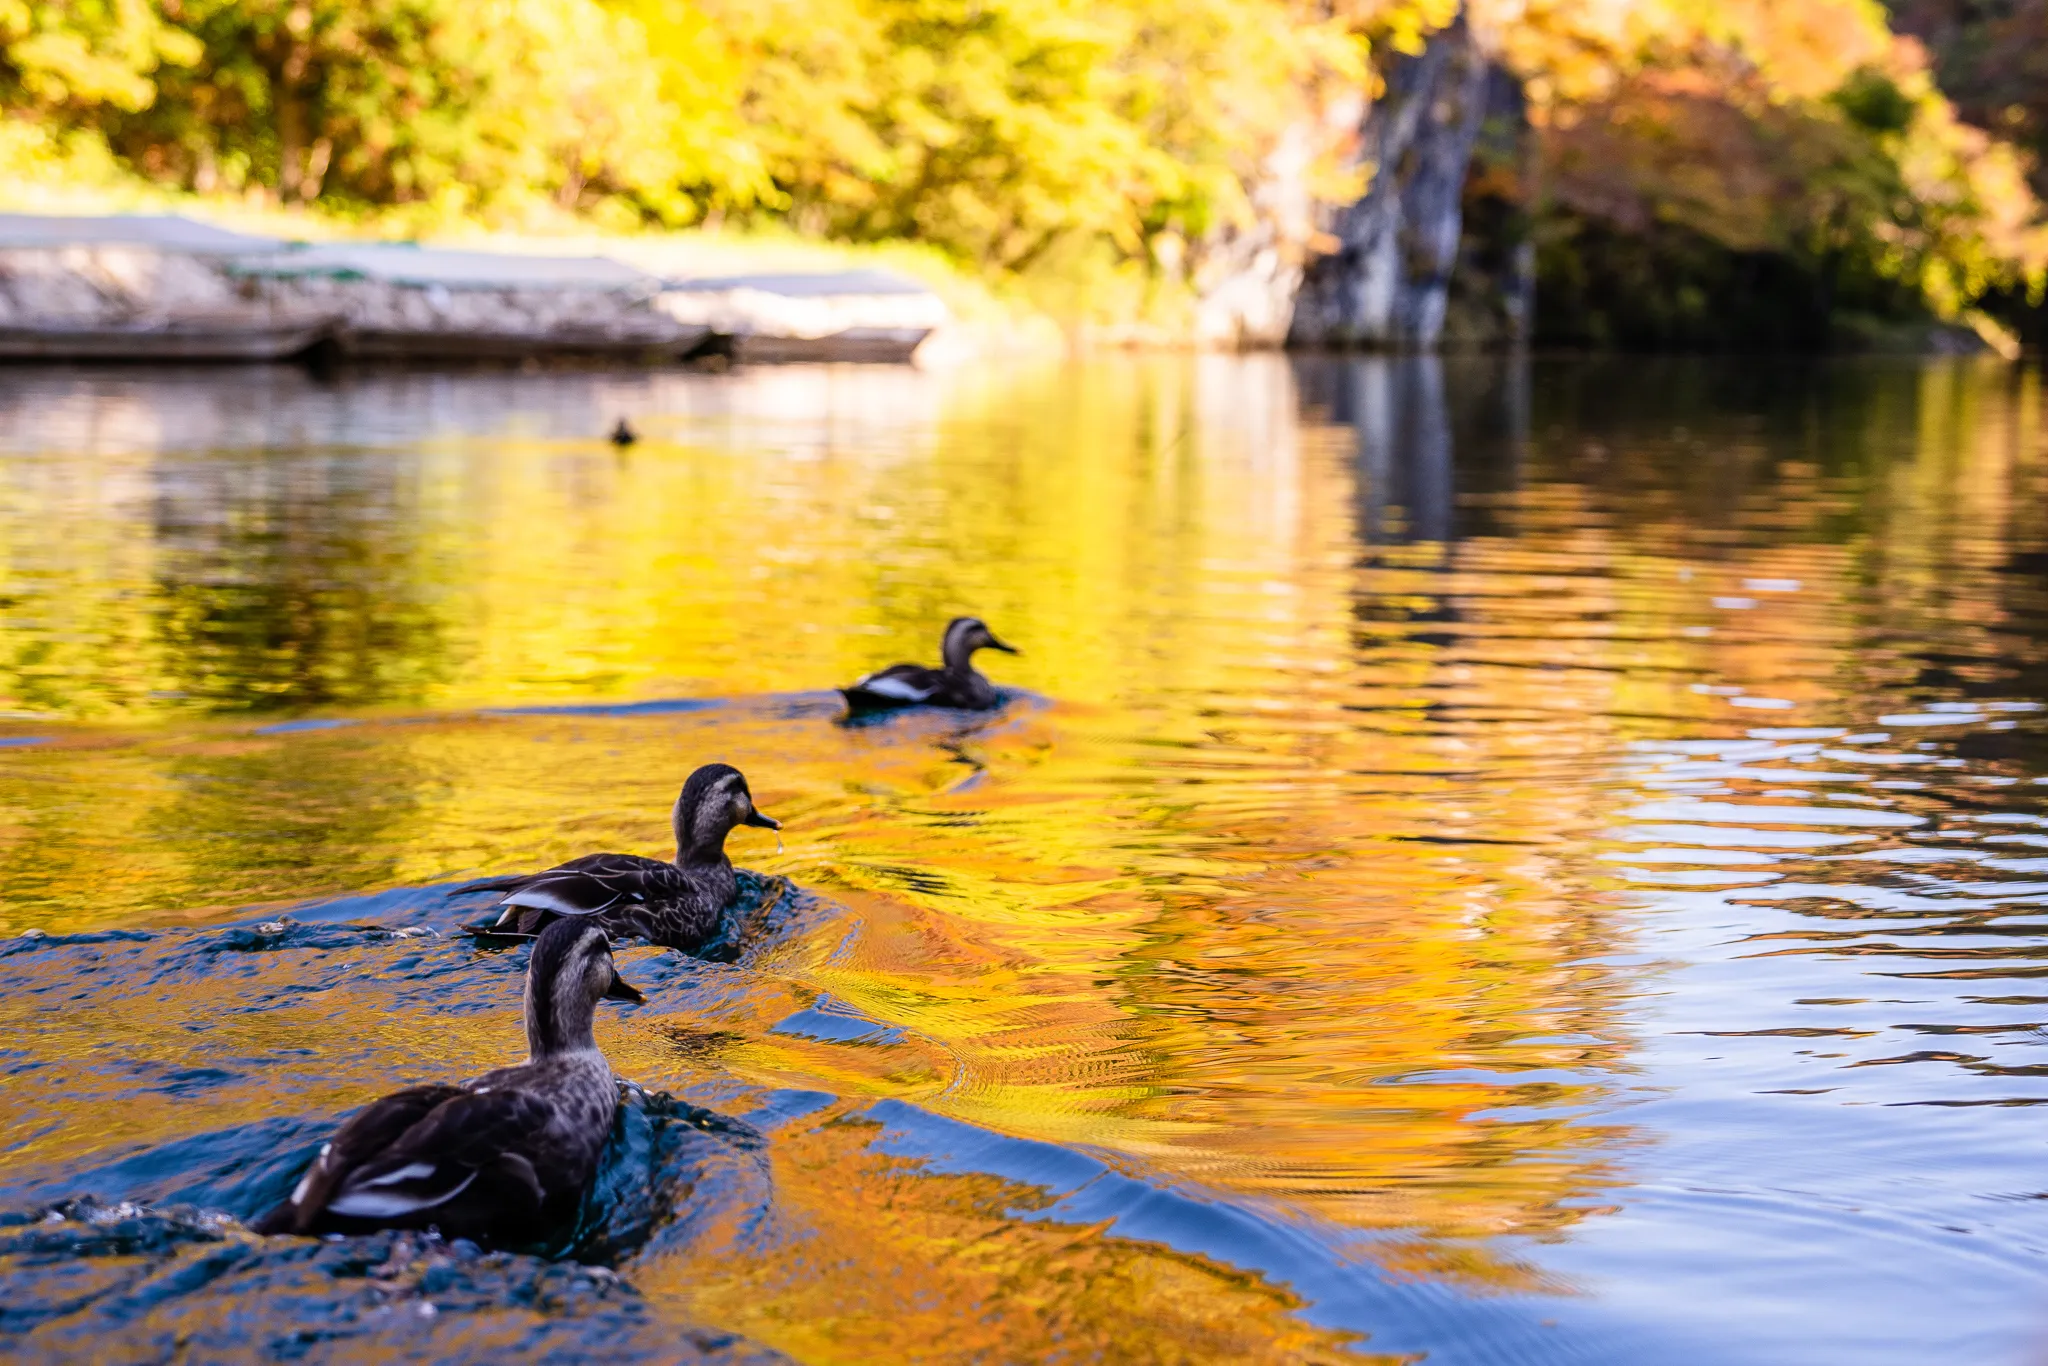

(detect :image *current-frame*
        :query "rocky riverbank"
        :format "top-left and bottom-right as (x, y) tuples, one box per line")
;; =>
(0, 215), (958, 365)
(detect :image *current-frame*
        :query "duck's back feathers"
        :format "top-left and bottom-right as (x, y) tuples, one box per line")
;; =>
(843, 663), (999, 712)
(321, 1088), (551, 1222)
(256, 1083), (566, 1238)
(474, 852), (728, 949)
(493, 853), (677, 918)
(843, 663), (947, 709)
(254, 1082), (475, 1235)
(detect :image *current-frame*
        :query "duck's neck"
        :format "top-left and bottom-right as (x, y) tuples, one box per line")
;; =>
(525, 977), (598, 1058)
(942, 642), (979, 676)
(674, 837), (732, 869)
(673, 798), (735, 867)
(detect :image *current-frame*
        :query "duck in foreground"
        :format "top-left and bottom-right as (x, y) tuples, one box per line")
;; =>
(254, 918), (641, 1243)
(461, 763), (779, 952)
(842, 616), (1019, 713)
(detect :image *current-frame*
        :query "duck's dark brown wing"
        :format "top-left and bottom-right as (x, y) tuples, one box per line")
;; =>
(259, 1088), (555, 1238)
(254, 1083), (468, 1235)
(318, 1089), (553, 1227)
(451, 853), (671, 901)
(843, 663), (946, 709)
(478, 854), (684, 927)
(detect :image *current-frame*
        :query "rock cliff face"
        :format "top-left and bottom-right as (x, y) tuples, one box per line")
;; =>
(1288, 9), (1499, 350)
(1185, 5), (1531, 353)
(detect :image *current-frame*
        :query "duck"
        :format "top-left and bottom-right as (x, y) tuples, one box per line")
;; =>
(458, 763), (779, 952)
(253, 917), (642, 1243)
(609, 417), (638, 447)
(842, 617), (1019, 713)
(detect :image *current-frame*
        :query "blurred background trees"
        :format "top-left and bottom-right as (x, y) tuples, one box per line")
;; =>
(1886, 0), (2048, 344)
(1530, 0), (2046, 348)
(2, 0), (2044, 347)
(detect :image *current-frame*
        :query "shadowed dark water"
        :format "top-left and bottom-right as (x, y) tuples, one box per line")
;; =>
(3, 355), (2048, 1363)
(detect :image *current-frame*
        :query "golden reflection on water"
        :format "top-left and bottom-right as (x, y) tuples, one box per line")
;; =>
(1, 362), (1329, 718)
(643, 1097), (1381, 1366)
(2, 356), (2046, 1361)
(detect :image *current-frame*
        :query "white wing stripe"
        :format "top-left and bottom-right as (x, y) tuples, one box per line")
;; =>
(328, 1169), (477, 1218)
(501, 887), (617, 916)
(859, 675), (934, 701)
(365, 1162), (438, 1187)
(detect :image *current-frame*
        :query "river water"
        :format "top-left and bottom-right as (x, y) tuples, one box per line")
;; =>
(1, 355), (2046, 1363)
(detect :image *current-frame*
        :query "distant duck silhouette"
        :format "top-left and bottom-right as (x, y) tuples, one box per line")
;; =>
(459, 763), (779, 952)
(609, 418), (638, 447)
(253, 918), (641, 1244)
(842, 617), (1018, 713)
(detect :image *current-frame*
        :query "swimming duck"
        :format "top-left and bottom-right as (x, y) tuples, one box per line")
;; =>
(253, 918), (641, 1243)
(461, 763), (779, 952)
(609, 417), (638, 447)
(842, 617), (1018, 713)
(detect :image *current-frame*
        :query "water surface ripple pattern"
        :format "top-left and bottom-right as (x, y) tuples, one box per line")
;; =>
(1, 356), (2047, 1363)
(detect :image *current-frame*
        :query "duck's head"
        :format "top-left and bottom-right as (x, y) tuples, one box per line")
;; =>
(525, 918), (642, 1058)
(673, 762), (780, 862)
(941, 616), (1018, 671)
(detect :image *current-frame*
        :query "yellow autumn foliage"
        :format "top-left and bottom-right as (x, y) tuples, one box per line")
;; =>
(0, 0), (2042, 316)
